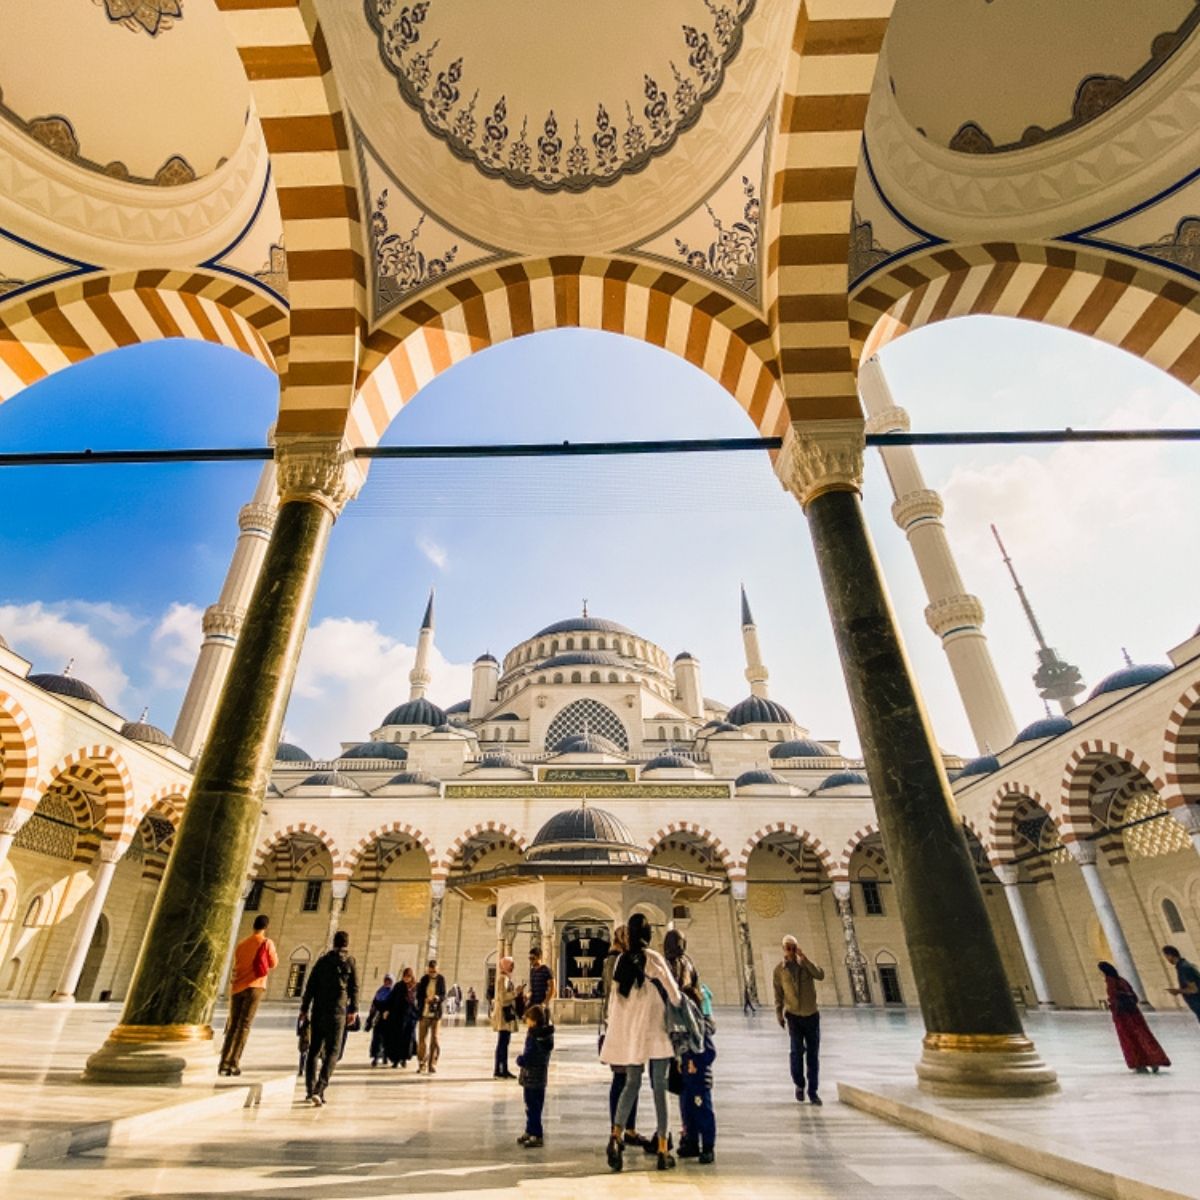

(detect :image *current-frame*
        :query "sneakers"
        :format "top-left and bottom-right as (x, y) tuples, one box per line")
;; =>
(306, 1094), (324, 1107)
(218, 1066), (232, 1077)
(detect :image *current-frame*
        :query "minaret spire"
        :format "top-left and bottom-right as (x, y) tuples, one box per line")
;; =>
(409, 588), (435, 701)
(991, 525), (1084, 713)
(740, 585), (769, 699)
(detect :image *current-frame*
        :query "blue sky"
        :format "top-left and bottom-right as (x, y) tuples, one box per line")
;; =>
(0, 319), (1196, 759)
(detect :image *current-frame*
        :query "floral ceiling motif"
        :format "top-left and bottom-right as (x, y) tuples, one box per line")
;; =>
(371, 190), (459, 309)
(674, 175), (759, 297)
(96, 0), (183, 37)
(364, 0), (756, 193)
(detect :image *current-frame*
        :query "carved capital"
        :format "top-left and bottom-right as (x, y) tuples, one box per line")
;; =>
(775, 419), (865, 510)
(892, 487), (944, 530)
(925, 593), (985, 637)
(275, 436), (365, 517)
(992, 863), (1020, 886)
(865, 405), (910, 435)
(202, 603), (244, 641)
(832, 879), (852, 903)
(238, 502), (277, 535)
(97, 839), (125, 865)
(1068, 839), (1098, 867)
(330, 878), (350, 901)
(730, 879), (748, 901)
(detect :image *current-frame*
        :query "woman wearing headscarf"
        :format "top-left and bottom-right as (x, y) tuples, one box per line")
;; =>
(601, 925), (642, 1148)
(600, 912), (682, 1172)
(381, 965), (418, 1068)
(663, 929), (698, 991)
(1098, 962), (1170, 1074)
(366, 974), (394, 1066)
(492, 955), (519, 1079)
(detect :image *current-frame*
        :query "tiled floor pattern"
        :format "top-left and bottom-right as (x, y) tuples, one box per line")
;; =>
(1, 1003), (1196, 1199)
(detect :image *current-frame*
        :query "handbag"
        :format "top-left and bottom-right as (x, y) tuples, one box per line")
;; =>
(252, 939), (273, 980)
(1115, 989), (1140, 1015)
(667, 1057), (682, 1095)
(502, 1003), (516, 1024)
(345, 1012), (362, 1032)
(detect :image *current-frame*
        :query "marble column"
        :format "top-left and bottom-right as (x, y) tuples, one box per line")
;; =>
(86, 437), (363, 1084)
(776, 419), (1056, 1097)
(326, 879), (350, 950)
(427, 880), (446, 963)
(730, 879), (759, 1007)
(50, 840), (123, 1002)
(1068, 841), (1148, 1002)
(992, 864), (1054, 1007)
(216, 881), (255, 998)
(0, 808), (31, 869)
(832, 880), (870, 1005)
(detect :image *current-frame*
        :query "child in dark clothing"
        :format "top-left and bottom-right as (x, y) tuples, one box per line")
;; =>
(516, 1004), (554, 1148)
(679, 986), (716, 1164)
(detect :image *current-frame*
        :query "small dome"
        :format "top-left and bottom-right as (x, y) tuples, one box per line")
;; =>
(494, 713), (520, 721)
(674, 651), (695, 662)
(770, 738), (830, 760)
(527, 806), (646, 865)
(540, 650), (625, 670)
(338, 741), (409, 762)
(30, 672), (107, 707)
(736, 769), (787, 788)
(1088, 663), (1171, 699)
(533, 616), (635, 638)
(275, 742), (313, 763)
(553, 731), (625, 756)
(384, 770), (438, 787)
(819, 770), (868, 790)
(445, 699), (471, 715)
(120, 721), (175, 749)
(475, 652), (498, 664)
(956, 754), (1000, 780)
(643, 752), (693, 771)
(700, 720), (739, 734)
(726, 695), (794, 726)
(380, 697), (448, 727)
(1013, 716), (1073, 745)
(298, 771), (363, 792)
(477, 750), (520, 769)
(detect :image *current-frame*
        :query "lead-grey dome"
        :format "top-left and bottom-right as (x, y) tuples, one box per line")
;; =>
(275, 742), (313, 763)
(726, 695), (794, 726)
(1013, 716), (1072, 745)
(736, 769), (788, 788)
(541, 650), (625, 670)
(477, 750), (521, 769)
(298, 771), (363, 792)
(642, 752), (693, 771)
(818, 770), (868, 790)
(534, 616), (635, 638)
(121, 720), (175, 749)
(770, 738), (829, 760)
(1089, 663), (1171, 699)
(338, 741), (409, 762)
(381, 698), (447, 727)
(384, 770), (437, 787)
(445, 699), (471, 715)
(553, 731), (625, 756)
(527, 806), (646, 865)
(30, 672), (107, 708)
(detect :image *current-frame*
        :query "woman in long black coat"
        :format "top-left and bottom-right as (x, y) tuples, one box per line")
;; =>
(381, 966), (418, 1068)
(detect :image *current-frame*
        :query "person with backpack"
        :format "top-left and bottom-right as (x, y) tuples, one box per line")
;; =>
(219, 913), (278, 1077)
(299, 929), (359, 1106)
(678, 984), (717, 1164)
(600, 912), (683, 1173)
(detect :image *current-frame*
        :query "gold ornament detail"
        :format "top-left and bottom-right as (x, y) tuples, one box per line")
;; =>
(748, 883), (785, 918)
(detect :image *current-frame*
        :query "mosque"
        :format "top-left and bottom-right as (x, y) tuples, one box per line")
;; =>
(0, 0), (1199, 1126)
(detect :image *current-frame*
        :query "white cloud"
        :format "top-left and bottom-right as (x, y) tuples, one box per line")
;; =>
(286, 616), (472, 758)
(417, 536), (448, 571)
(0, 601), (130, 708)
(149, 603), (204, 689)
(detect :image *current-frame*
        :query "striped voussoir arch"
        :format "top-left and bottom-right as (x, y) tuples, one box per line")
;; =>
(0, 271), (285, 401)
(737, 822), (834, 875)
(835, 822), (880, 877)
(250, 821), (340, 878)
(0, 690), (38, 811)
(647, 822), (733, 871)
(850, 243), (1200, 389)
(344, 821), (437, 878)
(441, 821), (529, 874)
(1164, 683), (1200, 808)
(349, 257), (783, 447)
(766, 1), (892, 421)
(988, 782), (1057, 862)
(35, 746), (135, 841)
(1060, 740), (1166, 843)
(216, 0), (366, 437)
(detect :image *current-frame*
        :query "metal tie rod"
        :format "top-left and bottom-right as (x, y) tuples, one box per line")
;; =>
(0, 428), (1199, 466)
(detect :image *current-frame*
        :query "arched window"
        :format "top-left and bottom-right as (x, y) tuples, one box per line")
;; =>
(582, 637), (591, 649)
(658, 725), (666, 740)
(1163, 898), (1186, 934)
(23, 896), (43, 928)
(566, 637), (575, 650)
(554, 673), (563, 684)
(760, 730), (768, 740)
(551, 640), (559, 654)
(875, 951), (904, 1005)
(286, 947), (311, 998)
(545, 698), (630, 750)
(590, 671), (601, 683)
(672, 726), (681, 740)
(571, 671), (582, 684)
(776, 729), (784, 740)
(538, 642), (546, 656)
(507, 728), (516, 742)
(608, 672), (618, 683)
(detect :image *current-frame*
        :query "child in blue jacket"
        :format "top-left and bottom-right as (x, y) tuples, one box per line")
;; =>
(679, 985), (716, 1164)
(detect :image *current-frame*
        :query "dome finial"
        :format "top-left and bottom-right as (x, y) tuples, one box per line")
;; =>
(582, 597), (589, 618)
(62, 656), (75, 677)
(1121, 646), (1134, 668)
(139, 706), (149, 723)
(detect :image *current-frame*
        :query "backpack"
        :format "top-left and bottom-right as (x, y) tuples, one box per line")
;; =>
(651, 979), (704, 1056)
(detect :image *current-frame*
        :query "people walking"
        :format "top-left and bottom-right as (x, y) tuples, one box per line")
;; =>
(516, 1004), (555, 1148)
(774, 934), (825, 1105)
(528, 945), (556, 1009)
(382, 966), (417, 1068)
(678, 984), (717, 1165)
(1163, 945), (1200, 1023)
(416, 959), (446, 1074)
(600, 912), (683, 1173)
(1099, 962), (1171, 1072)
(601, 925), (642, 1147)
(492, 955), (519, 1079)
(299, 929), (359, 1106)
(366, 974), (394, 1066)
(219, 913), (278, 1076)
(743, 985), (757, 1016)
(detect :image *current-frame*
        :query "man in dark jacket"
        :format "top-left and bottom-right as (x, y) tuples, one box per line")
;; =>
(300, 930), (359, 1105)
(416, 959), (446, 1074)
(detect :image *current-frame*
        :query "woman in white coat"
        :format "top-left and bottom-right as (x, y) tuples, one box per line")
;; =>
(600, 912), (682, 1172)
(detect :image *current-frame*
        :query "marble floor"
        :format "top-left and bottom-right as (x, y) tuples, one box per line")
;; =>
(1, 1003), (1196, 1199)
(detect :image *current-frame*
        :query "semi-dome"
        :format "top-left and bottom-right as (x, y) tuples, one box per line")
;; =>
(338, 742), (409, 762)
(552, 731), (625, 756)
(275, 742), (313, 763)
(726, 696), (794, 726)
(955, 754), (1000, 780)
(494, 713), (520, 721)
(540, 650), (625, 670)
(298, 771), (363, 792)
(533, 616), (635, 639)
(384, 770), (438, 787)
(380, 697), (448, 727)
(1088, 663), (1172, 699)
(30, 672), (108, 708)
(1013, 716), (1073, 745)
(818, 771), (868, 790)
(476, 751), (521, 769)
(700, 721), (739, 735)
(527, 806), (646, 865)
(445, 699), (471, 715)
(643, 752), (693, 771)
(120, 720), (175, 749)
(736, 769), (788, 788)
(770, 738), (830, 760)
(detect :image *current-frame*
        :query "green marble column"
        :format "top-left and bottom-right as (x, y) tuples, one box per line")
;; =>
(87, 438), (361, 1084)
(780, 420), (1055, 1096)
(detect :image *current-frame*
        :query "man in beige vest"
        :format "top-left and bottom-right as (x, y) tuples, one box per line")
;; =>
(773, 934), (825, 1105)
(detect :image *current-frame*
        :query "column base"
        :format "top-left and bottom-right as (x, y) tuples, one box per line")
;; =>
(49, 991), (76, 1004)
(917, 1033), (1059, 1098)
(84, 1023), (217, 1086)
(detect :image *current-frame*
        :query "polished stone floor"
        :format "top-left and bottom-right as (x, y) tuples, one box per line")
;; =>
(2, 1003), (1197, 1199)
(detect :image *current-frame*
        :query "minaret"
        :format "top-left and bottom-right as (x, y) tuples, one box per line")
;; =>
(173, 457), (278, 758)
(991, 525), (1085, 714)
(741, 585), (769, 699)
(859, 356), (1017, 754)
(408, 589), (435, 701)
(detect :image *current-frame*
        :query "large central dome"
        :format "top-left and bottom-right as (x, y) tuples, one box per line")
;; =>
(533, 616), (635, 639)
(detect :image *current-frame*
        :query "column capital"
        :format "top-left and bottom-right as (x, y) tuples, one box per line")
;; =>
(892, 488), (944, 530)
(1067, 839), (1099, 866)
(202, 603), (244, 641)
(238, 501), (277, 535)
(96, 839), (125, 865)
(775, 419), (865, 510)
(865, 405), (910, 435)
(430, 879), (447, 900)
(275, 436), (365, 517)
(925, 594), (986, 638)
(832, 879), (852, 902)
(330, 878), (350, 900)
(0, 807), (32, 836)
(730, 879), (748, 901)
(992, 862), (1020, 886)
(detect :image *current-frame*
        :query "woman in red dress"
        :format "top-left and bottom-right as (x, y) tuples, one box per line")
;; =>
(1099, 961), (1171, 1073)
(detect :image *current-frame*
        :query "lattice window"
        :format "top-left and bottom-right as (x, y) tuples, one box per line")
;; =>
(1125, 793), (1190, 858)
(545, 698), (629, 750)
(13, 794), (78, 861)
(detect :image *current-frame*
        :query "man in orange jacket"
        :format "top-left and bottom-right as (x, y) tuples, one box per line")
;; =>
(219, 913), (278, 1076)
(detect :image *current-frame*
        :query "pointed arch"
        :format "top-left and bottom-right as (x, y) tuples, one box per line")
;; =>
(344, 821), (436, 878)
(738, 822), (834, 876)
(441, 821), (529, 875)
(1164, 682), (1200, 809)
(0, 690), (39, 812)
(250, 822), (341, 879)
(35, 745), (136, 844)
(647, 823), (733, 873)
(1060, 740), (1167, 843)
